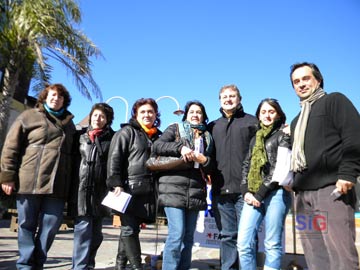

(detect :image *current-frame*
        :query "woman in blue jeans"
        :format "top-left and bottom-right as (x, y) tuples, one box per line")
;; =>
(0, 84), (76, 269)
(71, 103), (114, 270)
(237, 98), (292, 270)
(152, 100), (213, 270)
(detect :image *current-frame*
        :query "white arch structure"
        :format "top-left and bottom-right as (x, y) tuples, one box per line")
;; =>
(105, 96), (129, 122)
(156, 95), (184, 115)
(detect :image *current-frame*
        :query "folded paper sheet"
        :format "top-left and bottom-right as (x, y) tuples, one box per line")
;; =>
(271, 146), (294, 186)
(101, 191), (132, 213)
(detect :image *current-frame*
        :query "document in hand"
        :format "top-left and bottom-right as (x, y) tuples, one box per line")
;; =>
(271, 146), (294, 186)
(101, 191), (132, 213)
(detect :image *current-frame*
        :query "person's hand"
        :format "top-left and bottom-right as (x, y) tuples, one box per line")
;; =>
(244, 192), (261, 207)
(113, 186), (124, 196)
(244, 192), (253, 204)
(283, 185), (293, 192)
(1, 182), (16, 195)
(282, 125), (291, 135)
(180, 146), (194, 162)
(335, 179), (355, 195)
(252, 198), (261, 207)
(193, 153), (207, 164)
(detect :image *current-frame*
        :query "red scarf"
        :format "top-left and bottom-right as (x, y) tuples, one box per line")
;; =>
(88, 129), (103, 142)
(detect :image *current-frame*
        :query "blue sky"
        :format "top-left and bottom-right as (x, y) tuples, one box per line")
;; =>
(46, 0), (360, 130)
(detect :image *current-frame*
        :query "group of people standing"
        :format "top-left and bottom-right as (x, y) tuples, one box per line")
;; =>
(0, 61), (359, 270)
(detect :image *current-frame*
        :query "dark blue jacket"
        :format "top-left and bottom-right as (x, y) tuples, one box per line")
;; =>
(208, 106), (258, 195)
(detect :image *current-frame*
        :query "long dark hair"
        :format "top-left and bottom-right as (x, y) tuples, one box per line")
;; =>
(255, 98), (286, 125)
(181, 100), (209, 124)
(131, 98), (161, 127)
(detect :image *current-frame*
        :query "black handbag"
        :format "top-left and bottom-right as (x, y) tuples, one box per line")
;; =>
(146, 123), (193, 171)
(145, 156), (191, 171)
(127, 178), (153, 196)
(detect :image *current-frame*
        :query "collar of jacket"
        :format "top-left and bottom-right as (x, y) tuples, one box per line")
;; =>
(121, 118), (141, 130)
(219, 104), (245, 119)
(121, 119), (162, 137)
(37, 104), (74, 127)
(256, 118), (284, 137)
(85, 126), (114, 142)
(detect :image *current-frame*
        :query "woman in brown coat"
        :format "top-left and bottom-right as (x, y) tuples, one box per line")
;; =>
(0, 84), (76, 269)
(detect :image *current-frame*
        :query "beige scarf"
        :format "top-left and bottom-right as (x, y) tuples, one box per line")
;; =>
(291, 87), (326, 172)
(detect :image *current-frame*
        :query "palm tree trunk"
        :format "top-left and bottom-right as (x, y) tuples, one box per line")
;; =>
(0, 61), (20, 154)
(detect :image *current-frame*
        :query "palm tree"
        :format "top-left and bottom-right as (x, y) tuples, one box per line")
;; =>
(0, 0), (103, 152)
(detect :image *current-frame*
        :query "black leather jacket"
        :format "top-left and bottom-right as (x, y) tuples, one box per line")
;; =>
(72, 126), (114, 217)
(241, 124), (291, 202)
(106, 119), (161, 221)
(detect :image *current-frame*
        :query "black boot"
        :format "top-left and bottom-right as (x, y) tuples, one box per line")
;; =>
(122, 235), (142, 270)
(115, 237), (128, 270)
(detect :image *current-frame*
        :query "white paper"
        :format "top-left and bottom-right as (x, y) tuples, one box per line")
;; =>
(194, 136), (203, 168)
(271, 146), (294, 186)
(101, 191), (132, 213)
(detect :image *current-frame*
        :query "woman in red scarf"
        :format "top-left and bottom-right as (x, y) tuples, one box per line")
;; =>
(71, 103), (115, 270)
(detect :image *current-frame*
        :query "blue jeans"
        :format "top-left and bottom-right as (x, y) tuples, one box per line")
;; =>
(16, 194), (65, 270)
(72, 216), (104, 270)
(163, 207), (199, 270)
(237, 188), (291, 270)
(213, 193), (243, 270)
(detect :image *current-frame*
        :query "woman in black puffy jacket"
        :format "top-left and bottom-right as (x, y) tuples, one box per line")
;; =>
(152, 100), (213, 270)
(107, 98), (161, 270)
(71, 103), (115, 270)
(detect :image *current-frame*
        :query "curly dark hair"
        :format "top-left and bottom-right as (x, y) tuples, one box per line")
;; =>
(131, 98), (161, 127)
(88, 103), (114, 127)
(36, 83), (71, 110)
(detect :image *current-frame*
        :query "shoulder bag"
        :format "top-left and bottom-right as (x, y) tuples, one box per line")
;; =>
(146, 123), (192, 171)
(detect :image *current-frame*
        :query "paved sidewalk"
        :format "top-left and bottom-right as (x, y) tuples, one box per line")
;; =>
(0, 217), (220, 270)
(5, 214), (360, 269)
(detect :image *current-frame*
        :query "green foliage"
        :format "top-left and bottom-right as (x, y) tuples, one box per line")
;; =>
(0, 0), (103, 100)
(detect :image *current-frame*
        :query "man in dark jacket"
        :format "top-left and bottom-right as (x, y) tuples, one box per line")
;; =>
(290, 62), (360, 270)
(208, 84), (258, 270)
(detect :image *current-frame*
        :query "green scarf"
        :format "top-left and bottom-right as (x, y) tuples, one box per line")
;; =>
(248, 123), (274, 193)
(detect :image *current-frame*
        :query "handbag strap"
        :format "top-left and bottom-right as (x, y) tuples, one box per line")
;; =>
(174, 122), (185, 142)
(177, 122), (186, 138)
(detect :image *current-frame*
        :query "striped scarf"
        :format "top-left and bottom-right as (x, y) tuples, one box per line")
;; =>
(291, 87), (326, 172)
